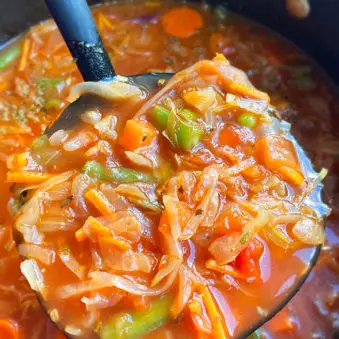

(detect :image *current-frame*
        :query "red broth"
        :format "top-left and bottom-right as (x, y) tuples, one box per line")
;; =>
(0, 2), (338, 339)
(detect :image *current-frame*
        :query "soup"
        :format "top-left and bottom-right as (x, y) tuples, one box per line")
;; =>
(10, 52), (328, 338)
(0, 2), (338, 339)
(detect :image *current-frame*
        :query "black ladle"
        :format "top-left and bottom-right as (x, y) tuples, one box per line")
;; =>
(39, 0), (322, 337)
(44, 0), (172, 136)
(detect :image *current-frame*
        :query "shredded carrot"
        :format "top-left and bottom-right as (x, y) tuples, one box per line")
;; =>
(85, 188), (114, 216)
(162, 7), (203, 38)
(0, 319), (19, 339)
(85, 216), (111, 237)
(205, 259), (245, 279)
(229, 82), (270, 101)
(278, 166), (304, 186)
(6, 171), (54, 184)
(75, 227), (87, 242)
(0, 82), (8, 94)
(200, 286), (227, 339)
(18, 39), (31, 72)
(84, 217), (107, 235)
(96, 12), (115, 31)
(100, 235), (131, 251)
(119, 119), (157, 151)
(82, 216), (131, 251)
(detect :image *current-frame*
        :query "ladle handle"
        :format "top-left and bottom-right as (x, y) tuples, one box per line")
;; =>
(45, 0), (115, 81)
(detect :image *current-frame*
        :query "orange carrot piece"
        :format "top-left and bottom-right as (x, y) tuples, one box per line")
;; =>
(162, 7), (203, 38)
(18, 39), (31, 72)
(119, 119), (157, 151)
(205, 259), (245, 279)
(85, 188), (114, 216)
(219, 124), (255, 148)
(0, 319), (19, 339)
(242, 164), (268, 181)
(6, 171), (54, 184)
(255, 135), (299, 171)
(83, 216), (131, 251)
(85, 216), (111, 236)
(224, 203), (250, 232)
(229, 82), (269, 101)
(100, 235), (131, 251)
(200, 286), (227, 339)
(278, 166), (304, 186)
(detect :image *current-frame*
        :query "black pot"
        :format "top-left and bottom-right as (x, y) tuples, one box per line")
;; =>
(1, 0), (338, 83)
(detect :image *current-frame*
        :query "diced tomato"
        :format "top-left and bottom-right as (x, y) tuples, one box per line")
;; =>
(235, 238), (264, 280)
(255, 135), (299, 171)
(0, 319), (20, 339)
(219, 124), (255, 148)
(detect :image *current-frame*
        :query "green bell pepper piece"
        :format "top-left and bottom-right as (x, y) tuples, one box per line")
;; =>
(100, 296), (172, 339)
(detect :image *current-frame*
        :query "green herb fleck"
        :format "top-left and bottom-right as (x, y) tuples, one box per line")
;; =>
(60, 195), (73, 208)
(0, 46), (21, 70)
(240, 232), (250, 245)
(247, 328), (266, 339)
(214, 5), (228, 23)
(288, 66), (316, 91)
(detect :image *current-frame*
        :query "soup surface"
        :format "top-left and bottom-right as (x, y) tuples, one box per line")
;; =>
(0, 2), (338, 339)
